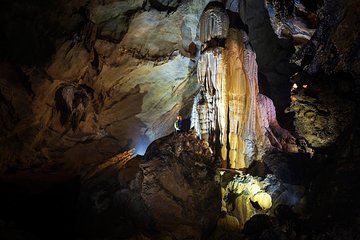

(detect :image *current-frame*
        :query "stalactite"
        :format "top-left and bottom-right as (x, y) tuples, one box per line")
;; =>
(191, 91), (216, 141)
(200, 5), (229, 43)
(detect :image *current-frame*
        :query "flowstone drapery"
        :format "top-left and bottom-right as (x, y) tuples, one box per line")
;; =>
(192, 2), (293, 169)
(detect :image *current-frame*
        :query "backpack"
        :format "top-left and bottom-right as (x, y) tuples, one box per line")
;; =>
(175, 120), (182, 129)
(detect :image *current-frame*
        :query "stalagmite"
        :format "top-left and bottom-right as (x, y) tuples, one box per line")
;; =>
(192, 2), (291, 168)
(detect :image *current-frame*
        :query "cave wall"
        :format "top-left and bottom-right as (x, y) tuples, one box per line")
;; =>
(0, 0), (215, 174)
(269, 0), (360, 230)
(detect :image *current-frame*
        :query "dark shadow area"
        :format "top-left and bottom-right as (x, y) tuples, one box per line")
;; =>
(242, 0), (299, 129)
(257, 72), (271, 97)
(263, 152), (314, 185)
(246, 161), (271, 179)
(0, 0), (84, 65)
(148, 0), (178, 12)
(0, 176), (81, 240)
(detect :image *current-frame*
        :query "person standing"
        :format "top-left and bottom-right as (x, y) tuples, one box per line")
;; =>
(174, 115), (183, 133)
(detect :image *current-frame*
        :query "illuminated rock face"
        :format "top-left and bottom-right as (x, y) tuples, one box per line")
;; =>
(220, 172), (273, 229)
(219, 170), (306, 231)
(0, 0), (209, 173)
(192, 3), (292, 168)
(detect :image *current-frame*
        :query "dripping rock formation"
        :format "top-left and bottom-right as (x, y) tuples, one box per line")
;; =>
(192, 2), (295, 169)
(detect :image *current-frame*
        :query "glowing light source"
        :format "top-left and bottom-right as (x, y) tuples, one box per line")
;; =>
(291, 96), (298, 102)
(291, 83), (298, 91)
(135, 137), (150, 155)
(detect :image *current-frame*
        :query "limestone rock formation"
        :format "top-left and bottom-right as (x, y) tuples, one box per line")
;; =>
(287, 80), (353, 148)
(77, 132), (309, 239)
(264, 0), (317, 45)
(0, 0), (211, 174)
(222, 172), (273, 228)
(236, 0), (300, 128)
(0, 0), (300, 174)
(280, 0), (360, 236)
(77, 131), (221, 240)
(192, 2), (295, 169)
(200, 2), (230, 43)
(292, 0), (360, 76)
(1, 0), (360, 239)
(217, 169), (306, 233)
(284, 0), (359, 149)
(136, 131), (221, 239)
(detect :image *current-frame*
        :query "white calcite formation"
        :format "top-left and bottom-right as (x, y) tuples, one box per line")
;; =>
(221, 171), (273, 229)
(192, 3), (292, 169)
(219, 170), (306, 231)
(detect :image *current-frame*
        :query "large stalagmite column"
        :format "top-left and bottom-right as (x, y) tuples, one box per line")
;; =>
(225, 29), (256, 169)
(192, 2), (291, 168)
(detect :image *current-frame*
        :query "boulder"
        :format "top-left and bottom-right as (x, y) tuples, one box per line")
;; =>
(136, 130), (221, 239)
(77, 131), (221, 239)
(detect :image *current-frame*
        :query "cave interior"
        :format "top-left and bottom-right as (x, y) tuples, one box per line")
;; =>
(0, 0), (359, 239)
